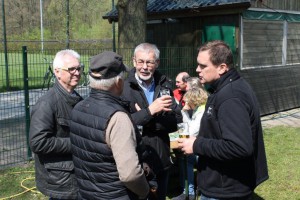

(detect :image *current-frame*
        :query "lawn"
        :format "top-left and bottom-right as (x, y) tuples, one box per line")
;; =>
(0, 126), (299, 200)
(0, 52), (92, 92)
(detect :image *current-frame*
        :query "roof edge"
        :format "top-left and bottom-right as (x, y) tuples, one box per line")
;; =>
(103, 1), (250, 23)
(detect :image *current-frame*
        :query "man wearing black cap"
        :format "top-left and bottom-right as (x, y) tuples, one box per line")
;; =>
(70, 51), (150, 200)
(122, 43), (182, 200)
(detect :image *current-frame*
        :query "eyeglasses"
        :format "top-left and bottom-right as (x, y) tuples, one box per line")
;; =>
(134, 59), (157, 67)
(59, 66), (83, 74)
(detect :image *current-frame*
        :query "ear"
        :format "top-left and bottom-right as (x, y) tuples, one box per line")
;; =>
(116, 77), (123, 89)
(155, 59), (160, 68)
(54, 68), (61, 79)
(218, 63), (229, 75)
(132, 57), (137, 68)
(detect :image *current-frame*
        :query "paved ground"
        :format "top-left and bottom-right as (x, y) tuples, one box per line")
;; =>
(261, 108), (300, 128)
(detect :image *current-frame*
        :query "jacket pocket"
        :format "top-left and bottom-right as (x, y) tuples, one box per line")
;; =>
(44, 160), (74, 171)
(44, 161), (74, 187)
(57, 117), (70, 137)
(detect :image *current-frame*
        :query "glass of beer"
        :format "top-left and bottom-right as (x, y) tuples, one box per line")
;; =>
(177, 122), (189, 138)
(160, 88), (170, 97)
(179, 133), (190, 138)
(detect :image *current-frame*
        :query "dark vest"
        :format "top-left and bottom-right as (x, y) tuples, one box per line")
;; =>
(70, 90), (142, 200)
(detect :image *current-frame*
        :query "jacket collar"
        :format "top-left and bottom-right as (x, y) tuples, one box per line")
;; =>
(206, 68), (240, 94)
(54, 82), (82, 106)
(90, 89), (131, 112)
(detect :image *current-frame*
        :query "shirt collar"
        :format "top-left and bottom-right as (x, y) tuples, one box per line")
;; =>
(135, 73), (154, 90)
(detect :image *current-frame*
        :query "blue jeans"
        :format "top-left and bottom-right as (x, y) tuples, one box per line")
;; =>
(179, 154), (196, 195)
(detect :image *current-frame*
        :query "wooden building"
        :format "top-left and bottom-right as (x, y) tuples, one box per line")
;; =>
(103, 0), (300, 115)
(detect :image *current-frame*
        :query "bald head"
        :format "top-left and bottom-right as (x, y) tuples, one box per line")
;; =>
(175, 72), (190, 91)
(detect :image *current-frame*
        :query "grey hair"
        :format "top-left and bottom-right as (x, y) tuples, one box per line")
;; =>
(134, 43), (160, 60)
(89, 71), (125, 90)
(53, 49), (80, 70)
(187, 77), (201, 90)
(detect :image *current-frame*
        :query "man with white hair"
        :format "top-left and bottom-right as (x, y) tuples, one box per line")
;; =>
(30, 49), (83, 199)
(70, 51), (151, 200)
(122, 43), (182, 200)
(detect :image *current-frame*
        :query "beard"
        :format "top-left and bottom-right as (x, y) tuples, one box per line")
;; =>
(138, 71), (153, 82)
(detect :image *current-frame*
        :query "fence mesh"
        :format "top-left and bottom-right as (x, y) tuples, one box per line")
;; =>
(0, 47), (198, 168)
(1, 0), (299, 170)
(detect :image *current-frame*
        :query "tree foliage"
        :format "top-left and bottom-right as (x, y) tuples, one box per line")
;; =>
(1, 0), (112, 41)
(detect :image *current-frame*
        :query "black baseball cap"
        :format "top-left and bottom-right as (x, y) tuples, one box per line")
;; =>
(89, 51), (128, 79)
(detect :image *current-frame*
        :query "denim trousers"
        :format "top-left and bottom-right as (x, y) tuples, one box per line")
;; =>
(178, 154), (196, 195)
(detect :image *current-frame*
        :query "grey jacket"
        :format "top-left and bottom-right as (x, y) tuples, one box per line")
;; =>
(29, 82), (82, 199)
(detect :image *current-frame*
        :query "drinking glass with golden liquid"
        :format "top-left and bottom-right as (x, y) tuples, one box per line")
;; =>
(179, 134), (190, 138)
(177, 122), (189, 138)
(160, 88), (170, 97)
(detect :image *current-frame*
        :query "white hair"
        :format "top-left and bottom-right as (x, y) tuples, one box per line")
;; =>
(52, 49), (80, 70)
(134, 43), (160, 60)
(89, 71), (125, 90)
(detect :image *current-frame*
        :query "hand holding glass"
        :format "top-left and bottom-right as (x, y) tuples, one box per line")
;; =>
(160, 88), (170, 97)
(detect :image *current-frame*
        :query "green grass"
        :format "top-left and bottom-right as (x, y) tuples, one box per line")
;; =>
(1, 126), (299, 200)
(0, 52), (94, 92)
(253, 126), (300, 199)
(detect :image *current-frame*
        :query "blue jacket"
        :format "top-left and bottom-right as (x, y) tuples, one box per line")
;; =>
(194, 69), (269, 198)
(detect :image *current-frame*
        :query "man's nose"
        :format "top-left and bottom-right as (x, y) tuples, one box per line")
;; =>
(142, 63), (149, 69)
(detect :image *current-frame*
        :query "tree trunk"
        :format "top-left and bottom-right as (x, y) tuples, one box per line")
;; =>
(117, 0), (147, 56)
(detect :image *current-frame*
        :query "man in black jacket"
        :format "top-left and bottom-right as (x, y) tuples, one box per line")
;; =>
(30, 49), (83, 199)
(178, 40), (269, 200)
(122, 43), (182, 200)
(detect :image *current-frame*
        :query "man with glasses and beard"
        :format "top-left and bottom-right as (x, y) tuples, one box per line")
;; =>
(122, 43), (182, 200)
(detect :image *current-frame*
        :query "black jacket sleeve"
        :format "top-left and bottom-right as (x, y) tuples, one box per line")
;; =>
(29, 100), (71, 155)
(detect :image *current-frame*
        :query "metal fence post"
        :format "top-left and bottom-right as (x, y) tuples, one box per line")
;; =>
(22, 46), (32, 159)
(2, 0), (10, 90)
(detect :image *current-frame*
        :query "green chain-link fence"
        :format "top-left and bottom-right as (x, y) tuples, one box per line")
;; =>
(0, 46), (197, 169)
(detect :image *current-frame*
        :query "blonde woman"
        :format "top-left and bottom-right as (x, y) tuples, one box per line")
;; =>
(181, 87), (208, 137)
(173, 86), (208, 200)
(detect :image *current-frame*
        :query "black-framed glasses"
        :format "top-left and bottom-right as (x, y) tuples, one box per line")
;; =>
(59, 66), (83, 74)
(134, 59), (157, 67)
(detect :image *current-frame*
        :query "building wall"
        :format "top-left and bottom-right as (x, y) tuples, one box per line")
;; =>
(240, 65), (300, 115)
(242, 19), (283, 68)
(241, 10), (300, 114)
(146, 14), (240, 79)
(146, 11), (300, 115)
(251, 0), (300, 11)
